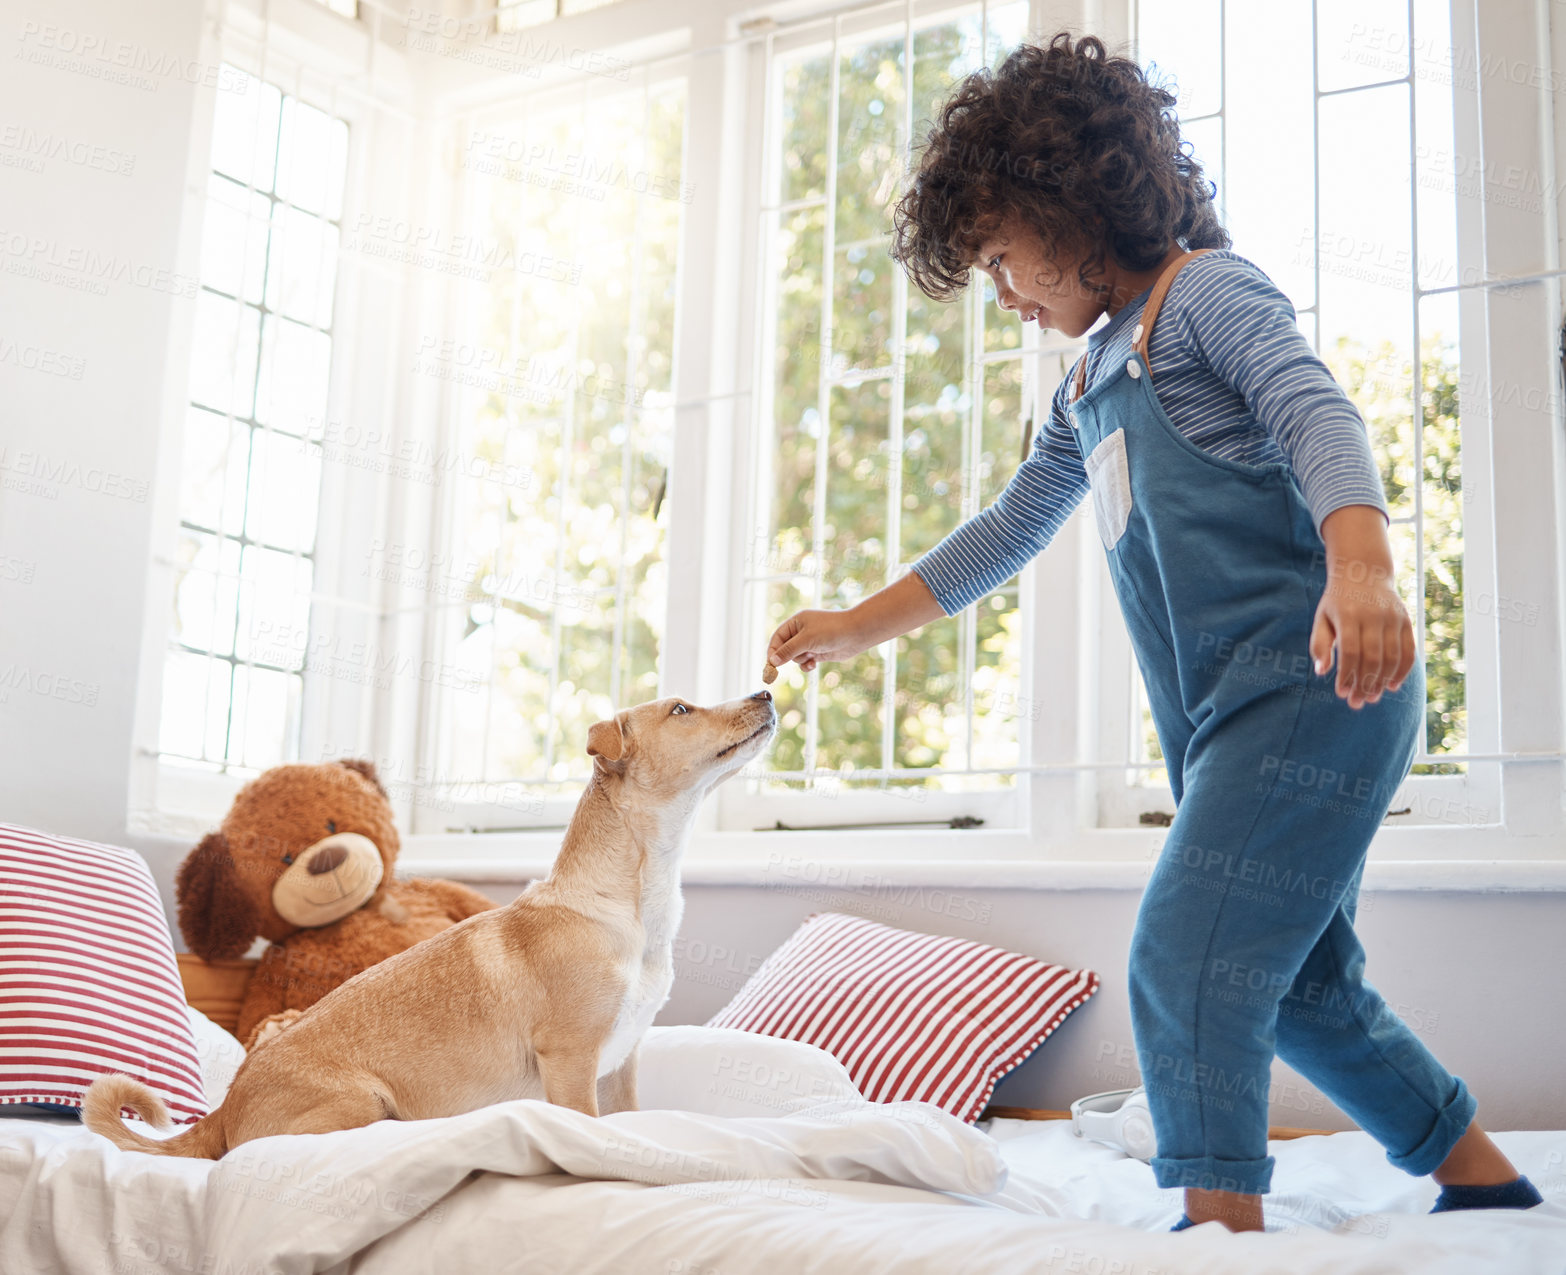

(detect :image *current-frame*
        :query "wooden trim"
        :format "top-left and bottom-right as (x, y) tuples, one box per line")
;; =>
(980, 1104), (1336, 1140)
(176, 953), (258, 1037)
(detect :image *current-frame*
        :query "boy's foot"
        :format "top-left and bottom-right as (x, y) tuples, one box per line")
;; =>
(1431, 1175), (1544, 1214)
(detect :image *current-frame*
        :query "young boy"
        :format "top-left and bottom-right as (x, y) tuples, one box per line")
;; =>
(766, 33), (1541, 1232)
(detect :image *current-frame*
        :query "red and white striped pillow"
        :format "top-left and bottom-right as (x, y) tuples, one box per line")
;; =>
(707, 912), (1098, 1123)
(0, 823), (208, 1122)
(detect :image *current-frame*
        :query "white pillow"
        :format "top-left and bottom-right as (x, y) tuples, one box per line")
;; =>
(635, 1025), (864, 1118)
(185, 1006), (247, 1108)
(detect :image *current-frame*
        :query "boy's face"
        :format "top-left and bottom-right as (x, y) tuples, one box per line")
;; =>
(970, 216), (1104, 339)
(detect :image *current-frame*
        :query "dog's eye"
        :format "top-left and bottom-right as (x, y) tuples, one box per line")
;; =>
(282, 853), (294, 866)
(671, 703), (688, 715)
(326, 820), (337, 833)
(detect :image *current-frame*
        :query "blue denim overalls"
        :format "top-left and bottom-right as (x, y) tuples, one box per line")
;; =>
(1069, 249), (1477, 1195)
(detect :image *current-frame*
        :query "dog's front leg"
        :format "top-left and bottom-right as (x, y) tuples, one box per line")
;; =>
(536, 1048), (601, 1117)
(596, 1050), (638, 1115)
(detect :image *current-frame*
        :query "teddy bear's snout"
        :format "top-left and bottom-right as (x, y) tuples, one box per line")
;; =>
(272, 832), (386, 928)
(308, 844), (348, 876)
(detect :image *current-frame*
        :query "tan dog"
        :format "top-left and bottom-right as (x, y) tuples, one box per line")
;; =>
(83, 691), (777, 1158)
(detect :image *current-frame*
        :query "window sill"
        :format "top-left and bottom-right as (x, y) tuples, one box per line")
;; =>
(399, 825), (1566, 891)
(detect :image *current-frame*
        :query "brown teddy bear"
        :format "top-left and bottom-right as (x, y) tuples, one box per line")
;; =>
(175, 759), (498, 1049)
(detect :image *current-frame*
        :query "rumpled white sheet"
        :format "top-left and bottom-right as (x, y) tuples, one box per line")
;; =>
(2, 1099), (1563, 1274)
(0, 1097), (998, 1275)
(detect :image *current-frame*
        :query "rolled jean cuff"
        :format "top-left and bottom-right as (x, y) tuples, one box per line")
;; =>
(1387, 1075), (1478, 1177)
(1150, 1153), (1275, 1195)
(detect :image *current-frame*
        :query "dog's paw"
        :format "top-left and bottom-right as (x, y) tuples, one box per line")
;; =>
(245, 1009), (305, 1052)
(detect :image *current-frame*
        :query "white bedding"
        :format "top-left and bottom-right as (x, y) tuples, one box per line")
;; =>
(2, 1027), (1562, 1275)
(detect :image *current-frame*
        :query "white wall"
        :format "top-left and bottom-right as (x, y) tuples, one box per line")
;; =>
(0, 0), (210, 843)
(460, 881), (1566, 1133)
(1, 0), (1562, 1142)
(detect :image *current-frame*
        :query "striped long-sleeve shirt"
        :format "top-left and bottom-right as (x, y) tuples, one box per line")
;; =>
(910, 249), (1389, 616)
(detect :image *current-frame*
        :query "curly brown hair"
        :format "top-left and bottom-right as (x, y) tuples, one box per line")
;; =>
(890, 32), (1229, 301)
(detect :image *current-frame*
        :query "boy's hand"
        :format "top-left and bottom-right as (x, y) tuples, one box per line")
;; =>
(1310, 505), (1417, 709)
(767, 571), (945, 675)
(767, 609), (873, 673)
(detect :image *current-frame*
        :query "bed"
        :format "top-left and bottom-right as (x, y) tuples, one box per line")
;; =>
(2, 1020), (1562, 1275)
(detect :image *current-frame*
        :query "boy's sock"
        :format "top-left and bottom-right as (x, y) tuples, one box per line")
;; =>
(1170, 1213), (1199, 1231)
(1430, 1175), (1544, 1213)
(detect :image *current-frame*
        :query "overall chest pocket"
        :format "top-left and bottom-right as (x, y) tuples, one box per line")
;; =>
(1084, 427), (1132, 551)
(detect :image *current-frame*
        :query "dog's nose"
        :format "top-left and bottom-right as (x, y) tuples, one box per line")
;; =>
(307, 844), (348, 875)
(750, 689), (772, 702)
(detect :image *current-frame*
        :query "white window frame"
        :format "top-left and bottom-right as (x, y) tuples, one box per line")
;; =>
(405, 63), (693, 836)
(1095, 0), (1509, 836)
(716, 0), (1044, 840)
(125, 0), (1564, 885)
(128, 0), (415, 837)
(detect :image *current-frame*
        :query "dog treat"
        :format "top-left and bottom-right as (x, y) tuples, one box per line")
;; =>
(761, 661), (778, 684)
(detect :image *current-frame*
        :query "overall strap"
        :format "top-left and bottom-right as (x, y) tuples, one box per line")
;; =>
(1071, 247), (1214, 401)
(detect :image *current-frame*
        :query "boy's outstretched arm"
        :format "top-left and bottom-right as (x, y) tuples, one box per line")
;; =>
(1311, 503), (1417, 710)
(768, 569), (945, 673)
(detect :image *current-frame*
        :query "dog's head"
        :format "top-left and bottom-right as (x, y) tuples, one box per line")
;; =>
(585, 691), (777, 798)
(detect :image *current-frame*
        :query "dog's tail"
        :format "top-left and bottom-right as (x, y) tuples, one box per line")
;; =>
(81, 1075), (226, 1159)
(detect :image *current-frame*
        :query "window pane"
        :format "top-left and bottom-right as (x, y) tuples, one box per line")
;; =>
(1223, 0), (1314, 306)
(1413, 0), (1460, 295)
(172, 531), (241, 656)
(166, 74), (348, 781)
(913, 15), (982, 125)
(1319, 84), (1414, 519)
(779, 52), (830, 205)
(256, 315), (332, 435)
(230, 666), (302, 769)
(760, 577), (815, 775)
(210, 73), (280, 192)
(265, 204), (339, 327)
(202, 175), (270, 303)
(1420, 292), (1464, 758)
(179, 408), (250, 536)
(432, 77), (686, 792)
(235, 544), (314, 670)
(770, 205), (824, 575)
(895, 615), (961, 770)
(188, 290), (260, 418)
(984, 2), (1029, 69)
(834, 29), (905, 248)
(1318, 0), (1408, 94)
(1138, 0), (1222, 118)
(816, 379), (889, 771)
(276, 96), (349, 220)
(754, 4), (1031, 801)
(245, 429), (322, 551)
(1134, 0), (1469, 795)
(159, 650), (232, 762)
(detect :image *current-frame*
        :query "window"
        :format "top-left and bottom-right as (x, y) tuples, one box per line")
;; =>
(411, 73), (688, 831)
(159, 69), (349, 779)
(496, 0), (626, 35)
(738, 1), (1036, 829)
(140, 0), (1562, 868)
(1104, 0), (1488, 826)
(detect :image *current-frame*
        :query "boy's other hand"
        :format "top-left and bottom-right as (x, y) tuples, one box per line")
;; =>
(1311, 505), (1417, 710)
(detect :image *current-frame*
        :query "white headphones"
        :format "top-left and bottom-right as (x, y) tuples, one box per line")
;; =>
(1069, 1087), (1157, 1162)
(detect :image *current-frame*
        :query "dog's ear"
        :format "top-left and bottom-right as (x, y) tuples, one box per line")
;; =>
(175, 831), (260, 961)
(586, 717), (625, 763)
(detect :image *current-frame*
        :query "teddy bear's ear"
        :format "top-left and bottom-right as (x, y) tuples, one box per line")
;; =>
(335, 758), (387, 799)
(175, 831), (260, 961)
